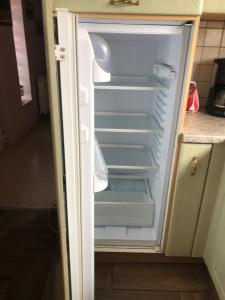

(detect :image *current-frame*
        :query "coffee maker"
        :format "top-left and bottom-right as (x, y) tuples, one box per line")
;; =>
(206, 58), (225, 118)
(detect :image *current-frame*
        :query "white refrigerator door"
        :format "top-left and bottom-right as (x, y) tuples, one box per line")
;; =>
(57, 10), (95, 300)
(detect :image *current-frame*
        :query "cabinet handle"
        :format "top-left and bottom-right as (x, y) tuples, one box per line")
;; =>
(191, 157), (198, 176)
(109, 0), (140, 6)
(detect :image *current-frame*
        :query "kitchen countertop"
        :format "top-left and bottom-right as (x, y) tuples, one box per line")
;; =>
(183, 111), (225, 144)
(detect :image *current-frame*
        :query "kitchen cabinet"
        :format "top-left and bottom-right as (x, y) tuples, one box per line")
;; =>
(192, 143), (225, 257)
(204, 149), (225, 300)
(166, 142), (225, 261)
(52, 0), (203, 16)
(166, 143), (212, 256)
(203, 0), (225, 14)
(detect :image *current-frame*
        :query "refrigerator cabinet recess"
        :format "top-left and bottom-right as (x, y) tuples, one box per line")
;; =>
(43, 7), (200, 300)
(69, 17), (194, 251)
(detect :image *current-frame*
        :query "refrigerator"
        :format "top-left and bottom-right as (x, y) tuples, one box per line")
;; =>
(44, 8), (197, 300)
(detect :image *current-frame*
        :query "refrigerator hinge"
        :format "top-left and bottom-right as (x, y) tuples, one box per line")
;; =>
(54, 45), (66, 61)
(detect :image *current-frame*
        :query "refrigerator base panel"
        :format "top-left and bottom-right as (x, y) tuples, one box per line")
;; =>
(94, 239), (161, 253)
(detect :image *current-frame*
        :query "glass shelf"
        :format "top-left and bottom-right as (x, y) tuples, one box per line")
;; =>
(101, 144), (158, 171)
(94, 75), (168, 91)
(95, 112), (163, 134)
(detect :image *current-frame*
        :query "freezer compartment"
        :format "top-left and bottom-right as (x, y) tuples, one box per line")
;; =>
(95, 176), (155, 227)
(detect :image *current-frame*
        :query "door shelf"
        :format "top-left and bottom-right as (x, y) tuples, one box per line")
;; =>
(95, 175), (155, 227)
(101, 144), (158, 171)
(95, 112), (163, 134)
(94, 75), (168, 91)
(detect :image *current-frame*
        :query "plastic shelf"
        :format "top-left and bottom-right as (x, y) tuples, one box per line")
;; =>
(95, 112), (163, 134)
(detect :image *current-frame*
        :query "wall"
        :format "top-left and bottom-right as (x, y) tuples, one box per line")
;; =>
(22, 0), (47, 96)
(0, 24), (39, 145)
(192, 20), (225, 107)
(0, 0), (47, 146)
(11, 0), (32, 104)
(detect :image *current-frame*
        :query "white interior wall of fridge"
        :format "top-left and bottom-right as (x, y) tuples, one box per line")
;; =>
(78, 19), (190, 246)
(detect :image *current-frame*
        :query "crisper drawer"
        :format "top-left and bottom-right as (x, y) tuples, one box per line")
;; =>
(95, 176), (155, 227)
(53, 0), (203, 16)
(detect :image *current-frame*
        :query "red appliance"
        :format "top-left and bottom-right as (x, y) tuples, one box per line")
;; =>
(186, 81), (199, 112)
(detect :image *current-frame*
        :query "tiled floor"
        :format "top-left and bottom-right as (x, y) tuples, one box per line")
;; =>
(0, 120), (56, 209)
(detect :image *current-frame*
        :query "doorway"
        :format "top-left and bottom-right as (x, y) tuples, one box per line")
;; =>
(0, 1), (64, 299)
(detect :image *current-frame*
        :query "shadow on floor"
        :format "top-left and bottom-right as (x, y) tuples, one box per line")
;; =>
(0, 210), (59, 300)
(0, 120), (56, 209)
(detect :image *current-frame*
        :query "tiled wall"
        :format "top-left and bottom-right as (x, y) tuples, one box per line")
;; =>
(192, 20), (225, 107)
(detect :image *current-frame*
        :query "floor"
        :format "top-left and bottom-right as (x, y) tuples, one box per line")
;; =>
(95, 255), (219, 300)
(0, 120), (56, 209)
(0, 210), (59, 300)
(0, 120), (61, 299)
(0, 120), (220, 300)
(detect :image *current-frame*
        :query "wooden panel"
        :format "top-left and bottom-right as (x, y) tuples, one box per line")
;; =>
(95, 264), (112, 289)
(112, 264), (209, 291)
(180, 292), (210, 300)
(166, 143), (212, 256)
(204, 160), (225, 300)
(95, 252), (203, 264)
(96, 290), (180, 300)
(192, 144), (225, 257)
(53, 0), (203, 16)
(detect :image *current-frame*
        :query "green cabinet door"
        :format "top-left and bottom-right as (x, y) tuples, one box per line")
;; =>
(204, 149), (225, 300)
(166, 143), (212, 256)
(192, 144), (225, 257)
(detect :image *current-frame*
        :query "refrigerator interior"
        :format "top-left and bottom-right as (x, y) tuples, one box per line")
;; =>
(79, 19), (190, 247)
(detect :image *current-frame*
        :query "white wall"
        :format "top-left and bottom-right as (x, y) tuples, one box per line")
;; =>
(11, 0), (32, 105)
(0, 0), (47, 145)
(0, 25), (39, 145)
